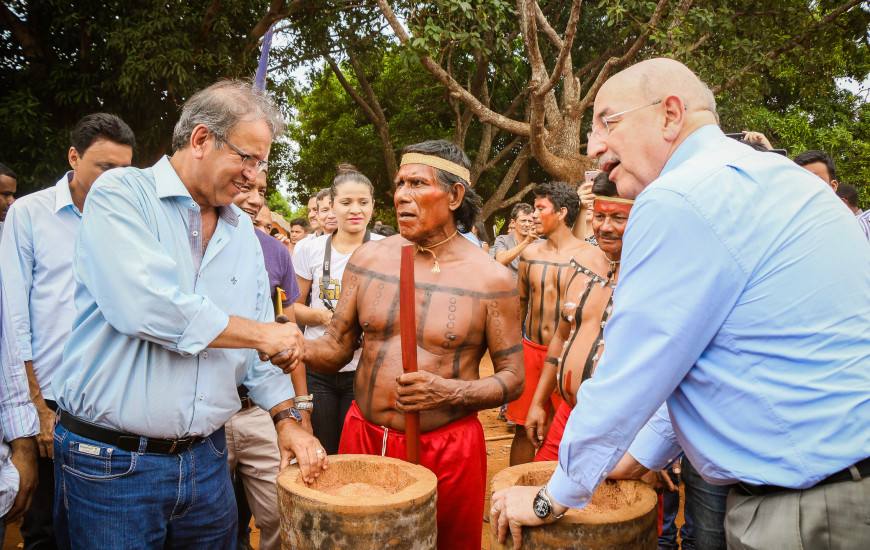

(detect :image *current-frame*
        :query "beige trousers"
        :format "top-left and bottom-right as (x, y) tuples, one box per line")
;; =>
(225, 406), (281, 550)
(725, 475), (870, 550)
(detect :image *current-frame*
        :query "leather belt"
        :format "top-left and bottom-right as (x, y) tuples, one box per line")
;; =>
(58, 410), (202, 454)
(735, 456), (870, 497)
(238, 385), (254, 409)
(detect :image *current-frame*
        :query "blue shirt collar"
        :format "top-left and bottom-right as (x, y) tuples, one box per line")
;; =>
(54, 172), (76, 214)
(153, 156), (239, 228)
(659, 124), (724, 180)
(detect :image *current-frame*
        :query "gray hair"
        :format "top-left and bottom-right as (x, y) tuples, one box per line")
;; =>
(171, 79), (284, 152)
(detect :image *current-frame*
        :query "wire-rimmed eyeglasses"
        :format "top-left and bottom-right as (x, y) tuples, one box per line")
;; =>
(586, 100), (662, 142)
(214, 134), (268, 174)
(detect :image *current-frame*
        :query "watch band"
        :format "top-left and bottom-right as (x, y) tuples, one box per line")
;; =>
(295, 401), (313, 412)
(544, 486), (566, 520)
(272, 407), (303, 426)
(292, 394), (314, 404)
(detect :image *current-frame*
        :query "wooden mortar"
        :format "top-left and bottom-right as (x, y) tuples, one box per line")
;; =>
(277, 454), (438, 549)
(490, 461), (657, 549)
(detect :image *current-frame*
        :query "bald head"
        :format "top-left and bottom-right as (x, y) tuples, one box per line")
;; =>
(587, 58), (720, 198)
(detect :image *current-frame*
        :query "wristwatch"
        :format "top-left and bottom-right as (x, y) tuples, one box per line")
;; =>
(272, 407), (303, 426)
(292, 394), (314, 405)
(295, 401), (313, 412)
(533, 486), (565, 521)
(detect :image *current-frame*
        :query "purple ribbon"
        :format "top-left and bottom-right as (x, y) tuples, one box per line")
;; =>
(254, 23), (276, 91)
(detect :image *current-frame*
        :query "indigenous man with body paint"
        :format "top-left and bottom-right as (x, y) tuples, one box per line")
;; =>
(506, 182), (593, 465)
(302, 139), (524, 550)
(526, 174), (630, 461)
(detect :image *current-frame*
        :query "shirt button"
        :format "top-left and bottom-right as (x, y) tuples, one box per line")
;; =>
(202, 352), (208, 358)
(199, 394), (204, 400)
(190, 202), (196, 208)
(601, 471), (608, 478)
(580, 497), (587, 502)
(192, 231), (199, 236)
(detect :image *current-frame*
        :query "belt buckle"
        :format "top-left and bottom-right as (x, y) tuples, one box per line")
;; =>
(168, 437), (192, 453)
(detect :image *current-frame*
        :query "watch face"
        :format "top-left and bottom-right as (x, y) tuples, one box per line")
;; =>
(290, 408), (303, 422)
(533, 494), (550, 519)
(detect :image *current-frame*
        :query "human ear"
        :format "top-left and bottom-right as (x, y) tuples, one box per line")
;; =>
(661, 95), (685, 140)
(447, 182), (466, 212)
(189, 125), (211, 159)
(68, 147), (79, 171)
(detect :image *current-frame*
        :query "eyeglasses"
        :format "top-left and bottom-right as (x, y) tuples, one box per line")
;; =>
(586, 100), (662, 142)
(214, 134), (268, 174)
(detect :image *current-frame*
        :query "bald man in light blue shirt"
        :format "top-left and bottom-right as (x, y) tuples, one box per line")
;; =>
(492, 58), (870, 550)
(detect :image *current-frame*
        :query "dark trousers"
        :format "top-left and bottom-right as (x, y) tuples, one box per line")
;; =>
(682, 457), (730, 550)
(659, 467), (694, 550)
(21, 455), (56, 550)
(306, 370), (355, 455)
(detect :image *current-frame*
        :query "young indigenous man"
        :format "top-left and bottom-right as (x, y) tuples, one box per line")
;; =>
(493, 203), (536, 281)
(302, 140), (524, 550)
(0, 113), (135, 549)
(506, 182), (593, 465)
(525, 174), (629, 461)
(228, 170), (307, 550)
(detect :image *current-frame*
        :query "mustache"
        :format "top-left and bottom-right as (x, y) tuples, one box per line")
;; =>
(597, 232), (622, 241)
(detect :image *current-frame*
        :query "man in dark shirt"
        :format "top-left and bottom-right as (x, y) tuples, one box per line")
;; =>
(228, 171), (306, 550)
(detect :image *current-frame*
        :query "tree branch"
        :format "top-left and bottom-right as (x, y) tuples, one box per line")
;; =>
(0, 2), (51, 60)
(377, 0), (531, 137)
(481, 143), (533, 220)
(249, 0), (309, 41)
(577, 0), (672, 114)
(535, 0), (581, 97)
(711, 0), (865, 94)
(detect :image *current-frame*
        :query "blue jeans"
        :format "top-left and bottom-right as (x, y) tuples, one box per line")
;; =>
(306, 369), (355, 455)
(53, 422), (236, 550)
(682, 457), (730, 550)
(659, 468), (694, 550)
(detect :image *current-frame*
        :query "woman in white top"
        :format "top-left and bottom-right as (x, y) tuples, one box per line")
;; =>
(293, 165), (383, 454)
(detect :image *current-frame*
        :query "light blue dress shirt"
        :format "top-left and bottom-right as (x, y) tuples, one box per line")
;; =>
(548, 125), (870, 508)
(0, 272), (40, 517)
(0, 173), (81, 401)
(54, 156), (295, 439)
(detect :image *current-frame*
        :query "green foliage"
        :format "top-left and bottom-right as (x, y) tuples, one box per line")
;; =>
(266, 189), (295, 221)
(2, 0), (268, 195)
(274, 48), (458, 221)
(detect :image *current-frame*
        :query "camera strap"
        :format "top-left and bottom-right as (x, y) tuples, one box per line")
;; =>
(321, 230), (371, 312)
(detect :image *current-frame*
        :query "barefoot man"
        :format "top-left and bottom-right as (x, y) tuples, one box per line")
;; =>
(303, 139), (524, 550)
(506, 182), (592, 465)
(526, 174), (630, 461)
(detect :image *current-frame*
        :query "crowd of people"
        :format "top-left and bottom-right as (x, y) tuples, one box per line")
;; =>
(0, 56), (867, 550)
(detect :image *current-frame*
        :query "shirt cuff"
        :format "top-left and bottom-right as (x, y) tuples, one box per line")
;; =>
(174, 298), (230, 356)
(547, 461), (593, 510)
(627, 421), (682, 471)
(246, 368), (296, 411)
(1, 402), (39, 442)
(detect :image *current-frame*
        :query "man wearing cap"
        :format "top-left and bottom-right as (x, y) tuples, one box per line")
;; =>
(302, 139), (524, 550)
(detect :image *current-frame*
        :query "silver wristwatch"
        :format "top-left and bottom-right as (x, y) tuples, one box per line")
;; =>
(295, 401), (313, 412)
(532, 486), (565, 521)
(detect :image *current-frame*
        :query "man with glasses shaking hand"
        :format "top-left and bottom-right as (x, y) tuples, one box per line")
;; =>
(51, 80), (326, 549)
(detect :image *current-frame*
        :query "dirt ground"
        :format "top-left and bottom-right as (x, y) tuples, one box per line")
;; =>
(3, 354), (683, 549)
